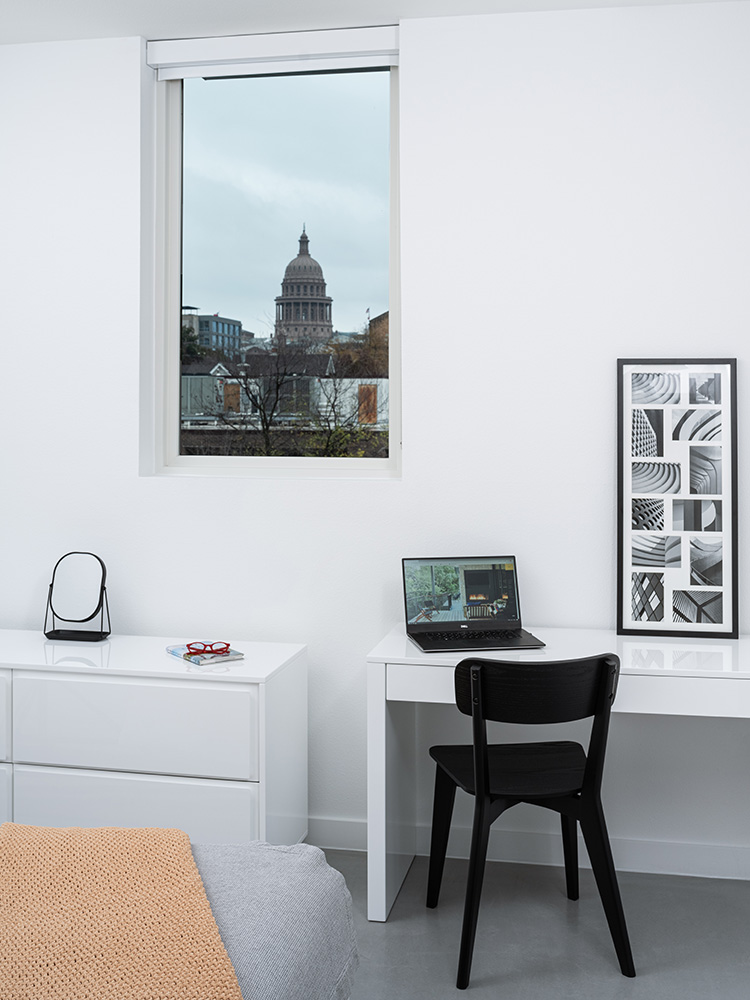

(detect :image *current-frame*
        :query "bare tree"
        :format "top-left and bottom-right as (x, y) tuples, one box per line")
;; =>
(312, 376), (389, 457)
(220, 339), (331, 456)
(180, 332), (389, 458)
(181, 324), (208, 364)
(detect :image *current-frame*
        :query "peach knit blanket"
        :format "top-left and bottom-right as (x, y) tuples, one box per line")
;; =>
(0, 823), (242, 1000)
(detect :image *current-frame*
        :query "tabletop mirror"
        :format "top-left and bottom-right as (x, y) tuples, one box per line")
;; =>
(44, 551), (111, 642)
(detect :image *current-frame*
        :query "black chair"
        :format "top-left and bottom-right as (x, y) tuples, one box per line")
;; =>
(426, 654), (636, 989)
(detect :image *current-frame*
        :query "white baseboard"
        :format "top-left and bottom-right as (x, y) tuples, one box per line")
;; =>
(307, 816), (750, 881)
(308, 817), (368, 853)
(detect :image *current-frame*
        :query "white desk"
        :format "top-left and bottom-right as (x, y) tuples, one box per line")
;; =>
(0, 630), (307, 845)
(366, 625), (750, 920)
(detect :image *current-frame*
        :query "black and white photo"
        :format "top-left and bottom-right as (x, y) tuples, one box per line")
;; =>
(617, 359), (738, 638)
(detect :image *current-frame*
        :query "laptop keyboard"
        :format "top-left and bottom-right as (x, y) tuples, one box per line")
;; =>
(431, 629), (521, 642)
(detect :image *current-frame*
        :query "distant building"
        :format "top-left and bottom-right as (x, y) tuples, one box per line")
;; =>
(182, 307), (246, 360)
(181, 229), (388, 434)
(274, 228), (333, 344)
(180, 353), (387, 430)
(368, 310), (388, 343)
(180, 359), (234, 420)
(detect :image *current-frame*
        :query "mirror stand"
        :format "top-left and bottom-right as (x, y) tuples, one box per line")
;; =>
(43, 551), (111, 642)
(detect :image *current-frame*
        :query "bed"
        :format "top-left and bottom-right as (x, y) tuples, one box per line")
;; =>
(0, 824), (358, 1000)
(193, 841), (359, 1000)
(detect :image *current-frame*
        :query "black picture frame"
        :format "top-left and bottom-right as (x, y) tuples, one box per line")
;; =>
(617, 359), (738, 639)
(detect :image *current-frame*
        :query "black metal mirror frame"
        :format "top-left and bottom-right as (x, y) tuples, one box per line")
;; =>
(44, 551), (111, 642)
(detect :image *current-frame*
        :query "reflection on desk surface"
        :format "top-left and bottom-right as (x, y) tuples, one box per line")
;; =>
(619, 639), (737, 674)
(368, 625), (750, 678)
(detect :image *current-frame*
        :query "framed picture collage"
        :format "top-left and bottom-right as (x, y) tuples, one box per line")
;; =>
(617, 359), (738, 638)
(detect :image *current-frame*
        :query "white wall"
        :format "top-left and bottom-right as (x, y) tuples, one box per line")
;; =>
(1, 2), (750, 877)
(399, 2), (750, 877)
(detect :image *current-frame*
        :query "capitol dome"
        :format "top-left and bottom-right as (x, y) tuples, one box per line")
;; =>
(275, 228), (333, 344)
(284, 229), (324, 279)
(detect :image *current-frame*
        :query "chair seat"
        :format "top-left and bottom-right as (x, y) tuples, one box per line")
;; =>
(429, 740), (587, 798)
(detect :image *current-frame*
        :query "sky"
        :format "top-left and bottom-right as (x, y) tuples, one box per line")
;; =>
(182, 70), (390, 337)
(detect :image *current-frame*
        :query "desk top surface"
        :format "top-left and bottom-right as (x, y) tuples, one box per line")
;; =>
(0, 629), (306, 683)
(368, 625), (750, 680)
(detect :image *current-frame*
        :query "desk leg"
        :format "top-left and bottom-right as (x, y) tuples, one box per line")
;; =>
(367, 660), (416, 920)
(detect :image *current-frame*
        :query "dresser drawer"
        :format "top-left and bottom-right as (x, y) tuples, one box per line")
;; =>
(12, 671), (257, 780)
(13, 764), (258, 842)
(0, 763), (11, 823)
(0, 670), (9, 761)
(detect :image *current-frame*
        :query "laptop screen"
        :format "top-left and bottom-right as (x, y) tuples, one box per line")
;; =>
(402, 556), (523, 631)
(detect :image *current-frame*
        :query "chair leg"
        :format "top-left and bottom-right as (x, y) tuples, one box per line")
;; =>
(579, 801), (636, 978)
(426, 765), (457, 908)
(456, 802), (492, 990)
(560, 813), (579, 901)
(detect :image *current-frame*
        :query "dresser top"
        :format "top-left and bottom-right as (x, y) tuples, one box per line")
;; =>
(0, 630), (306, 683)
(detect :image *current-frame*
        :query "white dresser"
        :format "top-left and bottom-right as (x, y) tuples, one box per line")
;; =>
(0, 630), (307, 845)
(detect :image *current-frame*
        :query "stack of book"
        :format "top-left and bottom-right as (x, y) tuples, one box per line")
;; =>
(166, 644), (244, 666)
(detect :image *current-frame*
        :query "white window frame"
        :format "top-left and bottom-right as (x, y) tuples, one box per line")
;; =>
(147, 27), (401, 479)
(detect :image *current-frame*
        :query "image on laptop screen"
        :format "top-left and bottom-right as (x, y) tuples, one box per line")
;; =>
(403, 557), (521, 627)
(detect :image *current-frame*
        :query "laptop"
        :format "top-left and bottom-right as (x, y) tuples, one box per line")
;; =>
(402, 556), (545, 653)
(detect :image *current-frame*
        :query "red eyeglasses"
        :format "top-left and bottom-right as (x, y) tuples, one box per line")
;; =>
(186, 641), (230, 655)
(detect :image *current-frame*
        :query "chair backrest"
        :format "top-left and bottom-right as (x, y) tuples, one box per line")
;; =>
(455, 655), (619, 725)
(454, 654), (620, 795)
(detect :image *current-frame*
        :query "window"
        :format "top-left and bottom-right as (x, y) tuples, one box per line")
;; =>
(358, 385), (378, 425)
(149, 27), (400, 477)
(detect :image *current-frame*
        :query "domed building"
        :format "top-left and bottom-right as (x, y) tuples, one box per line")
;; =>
(274, 228), (333, 344)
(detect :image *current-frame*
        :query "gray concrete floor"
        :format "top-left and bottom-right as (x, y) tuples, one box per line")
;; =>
(324, 850), (750, 999)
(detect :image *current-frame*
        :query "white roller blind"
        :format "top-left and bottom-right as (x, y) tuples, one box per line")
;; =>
(146, 25), (399, 80)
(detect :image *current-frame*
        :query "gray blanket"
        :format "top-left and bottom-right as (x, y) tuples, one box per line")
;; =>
(192, 842), (358, 1000)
